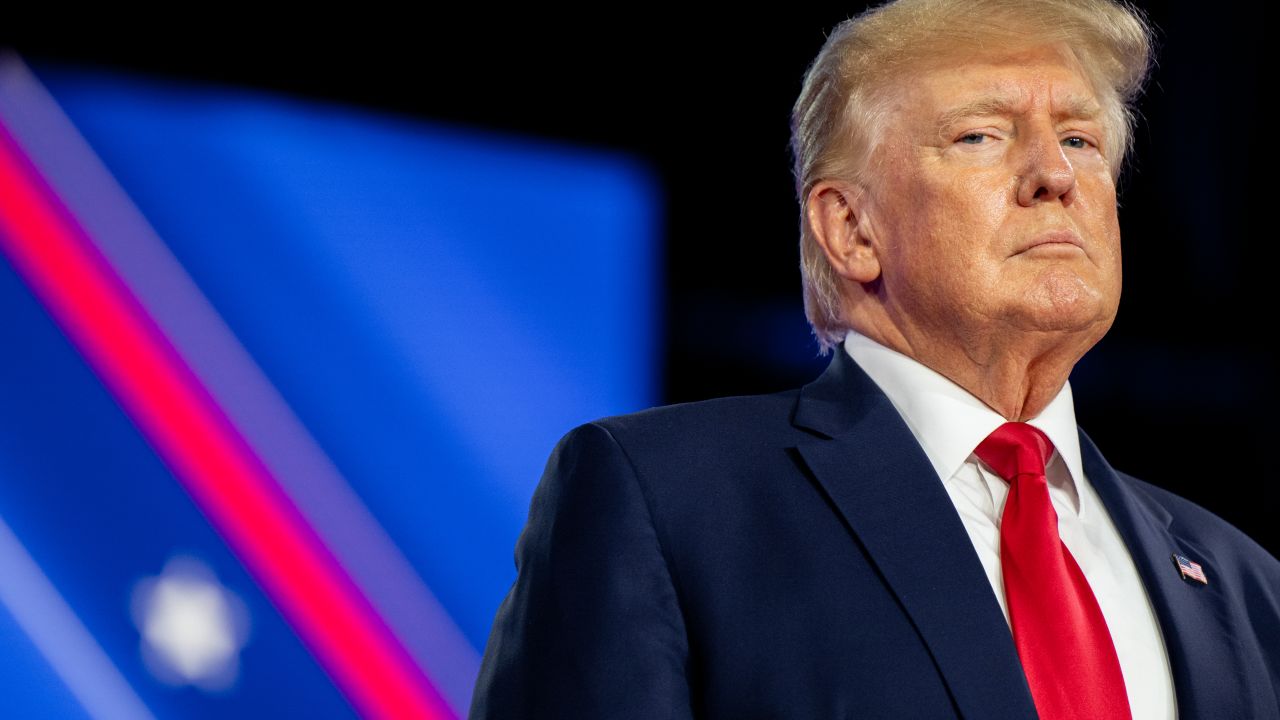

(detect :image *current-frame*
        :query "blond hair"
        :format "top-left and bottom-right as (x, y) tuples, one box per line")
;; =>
(791, 0), (1154, 352)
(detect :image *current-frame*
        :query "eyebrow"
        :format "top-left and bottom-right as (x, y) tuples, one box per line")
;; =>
(934, 93), (1103, 136)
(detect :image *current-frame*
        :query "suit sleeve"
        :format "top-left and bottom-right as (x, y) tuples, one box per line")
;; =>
(469, 422), (694, 720)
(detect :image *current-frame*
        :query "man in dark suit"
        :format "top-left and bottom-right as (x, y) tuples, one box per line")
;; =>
(470, 1), (1280, 718)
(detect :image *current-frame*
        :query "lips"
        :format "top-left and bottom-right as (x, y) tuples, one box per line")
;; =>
(1019, 230), (1084, 253)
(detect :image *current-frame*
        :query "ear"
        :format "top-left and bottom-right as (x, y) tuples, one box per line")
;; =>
(805, 180), (881, 284)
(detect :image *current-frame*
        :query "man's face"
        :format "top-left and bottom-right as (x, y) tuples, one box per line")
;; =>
(859, 44), (1122, 349)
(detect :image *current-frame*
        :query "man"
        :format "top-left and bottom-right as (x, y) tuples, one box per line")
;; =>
(470, 1), (1280, 718)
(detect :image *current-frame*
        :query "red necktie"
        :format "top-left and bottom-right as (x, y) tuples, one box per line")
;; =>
(975, 422), (1131, 720)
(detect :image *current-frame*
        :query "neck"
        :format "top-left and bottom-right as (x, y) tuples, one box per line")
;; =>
(851, 315), (1095, 422)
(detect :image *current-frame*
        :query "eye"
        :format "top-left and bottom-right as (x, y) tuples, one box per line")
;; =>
(958, 133), (987, 145)
(1062, 136), (1092, 149)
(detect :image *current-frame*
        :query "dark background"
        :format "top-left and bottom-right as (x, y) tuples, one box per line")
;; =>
(7, 3), (1274, 556)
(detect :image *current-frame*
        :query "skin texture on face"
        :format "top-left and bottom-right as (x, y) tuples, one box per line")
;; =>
(808, 44), (1123, 420)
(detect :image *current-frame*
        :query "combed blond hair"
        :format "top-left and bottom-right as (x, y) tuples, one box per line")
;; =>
(791, 0), (1154, 353)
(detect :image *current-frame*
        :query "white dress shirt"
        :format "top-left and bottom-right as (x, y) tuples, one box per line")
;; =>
(843, 331), (1177, 719)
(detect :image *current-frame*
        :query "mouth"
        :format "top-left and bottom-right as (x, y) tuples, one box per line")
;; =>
(1018, 230), (1085, 255)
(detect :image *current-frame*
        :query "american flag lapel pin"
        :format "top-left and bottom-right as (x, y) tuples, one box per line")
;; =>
(1172, 553), (1208, 585)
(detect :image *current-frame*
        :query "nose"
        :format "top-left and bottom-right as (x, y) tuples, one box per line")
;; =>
(1016, 129), (1077, 207)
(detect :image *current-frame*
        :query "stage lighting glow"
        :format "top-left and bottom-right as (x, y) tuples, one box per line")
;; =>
(131, 556), (250, 691)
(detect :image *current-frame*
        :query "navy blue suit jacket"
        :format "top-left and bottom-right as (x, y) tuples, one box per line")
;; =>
(471, 350), (1280, 719)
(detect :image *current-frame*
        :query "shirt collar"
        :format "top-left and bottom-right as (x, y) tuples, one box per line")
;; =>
(842, 331), (1085, 491)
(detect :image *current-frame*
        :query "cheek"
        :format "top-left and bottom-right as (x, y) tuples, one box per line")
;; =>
(975, 176), (1015, 233)
(1078, 175), (1122, 265)
(1103, 217), (1122, 269)
(1077, 168), (1118, 212)
(918, 165), (1009, 225)
(915, 178), (1009, 269)
(873, 155), (1007, 282)
(892, 213), (995, 310)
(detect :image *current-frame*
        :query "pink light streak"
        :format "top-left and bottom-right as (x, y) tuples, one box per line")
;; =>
(0, 120), (453, 720)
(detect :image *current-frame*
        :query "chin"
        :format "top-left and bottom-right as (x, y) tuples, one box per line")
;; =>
(1016, 271), (1118, 334)
(1018, 307), (1112, 335)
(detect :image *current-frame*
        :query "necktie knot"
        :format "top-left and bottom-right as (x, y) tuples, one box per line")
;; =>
(974, 422), (1053, 481)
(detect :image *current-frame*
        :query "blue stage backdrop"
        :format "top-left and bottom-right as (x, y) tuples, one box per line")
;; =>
(0, 58), (659, 719)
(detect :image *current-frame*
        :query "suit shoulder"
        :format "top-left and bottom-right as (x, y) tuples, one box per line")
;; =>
(548, 390), (805, 485)
(1118, 471), (1280, 574)
(587, 389), (802, 445)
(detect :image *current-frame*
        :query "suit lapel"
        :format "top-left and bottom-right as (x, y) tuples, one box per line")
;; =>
(1080, 431), (1266, 719)
(793, 351), (1038, 720)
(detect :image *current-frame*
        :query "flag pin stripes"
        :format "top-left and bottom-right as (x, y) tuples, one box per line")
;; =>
(1172, 554), (1208, 585)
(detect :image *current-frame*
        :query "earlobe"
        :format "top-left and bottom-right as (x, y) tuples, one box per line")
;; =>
(806, 181), (882, 284)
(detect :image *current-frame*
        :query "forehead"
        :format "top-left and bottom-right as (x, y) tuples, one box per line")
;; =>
(884, 44), (1103, 129)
